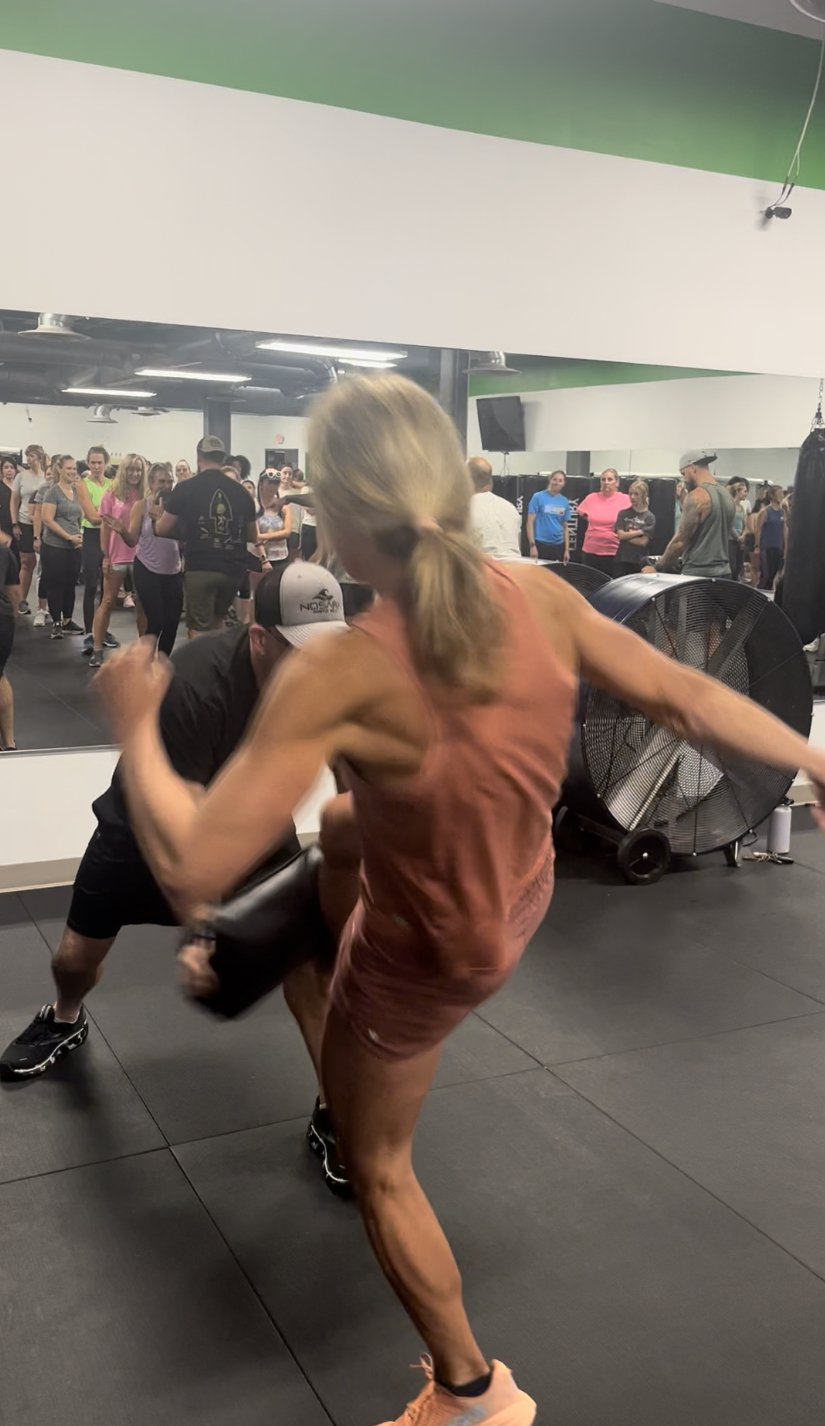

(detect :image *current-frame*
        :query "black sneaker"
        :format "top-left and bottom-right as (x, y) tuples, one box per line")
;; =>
(103, 633), (120, 649)
(62, 620), (84, 635)
(307, 1099), (352, 1198)
(50, 628), (64, 641)
(88, 651), (103, 668)
(0, 1005), (89, 1080)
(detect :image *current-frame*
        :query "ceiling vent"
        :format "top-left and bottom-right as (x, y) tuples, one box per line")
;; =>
(464, 351), (521, 375)
(18, 313), (89, 339)
(88, 405), (118, 424)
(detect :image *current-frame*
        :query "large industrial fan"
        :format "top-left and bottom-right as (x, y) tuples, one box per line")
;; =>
(500, 558), (611, 599)
(544, 560), (611, 599)
(558, 573), (813, 884)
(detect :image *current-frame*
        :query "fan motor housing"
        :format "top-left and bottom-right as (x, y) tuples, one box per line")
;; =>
(564, 573), (813, 857)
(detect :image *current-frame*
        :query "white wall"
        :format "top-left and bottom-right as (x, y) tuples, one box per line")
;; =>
(3, 50), (825, 380)
(593, 448), (799, 483)
(231, 414), (309, 470)
(468, 375), (821, 473)
(0, 404), (308, 471)
(0, 747), (334, 890)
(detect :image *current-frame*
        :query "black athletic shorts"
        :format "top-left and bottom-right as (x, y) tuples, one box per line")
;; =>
(67, 825), (303, 941)
(16, 524), (35, 555)
(67, 828), (177, 940)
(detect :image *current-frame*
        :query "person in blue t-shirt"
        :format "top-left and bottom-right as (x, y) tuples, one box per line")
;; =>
(527, 471), (571, 563)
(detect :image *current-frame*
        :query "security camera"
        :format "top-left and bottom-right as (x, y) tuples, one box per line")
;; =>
(764, 204), (793, 220)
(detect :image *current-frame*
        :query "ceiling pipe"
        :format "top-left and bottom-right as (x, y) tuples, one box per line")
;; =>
(0, 370), (63, 401)
(0, 335), (138, 365)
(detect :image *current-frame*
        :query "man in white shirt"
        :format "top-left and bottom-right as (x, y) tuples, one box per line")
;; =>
(467, 457), (522, 559)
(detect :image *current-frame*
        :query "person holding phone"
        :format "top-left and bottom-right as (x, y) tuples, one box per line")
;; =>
(106, 462), (183, 656)
(89, 455), (148, 667)
(39, 455), (85, 638)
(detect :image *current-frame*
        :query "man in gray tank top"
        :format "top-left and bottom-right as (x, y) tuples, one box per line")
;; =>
(656, 450), (734, 578)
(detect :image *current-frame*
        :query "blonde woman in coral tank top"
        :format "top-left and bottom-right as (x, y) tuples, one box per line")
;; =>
(96, 377), (825, 1426)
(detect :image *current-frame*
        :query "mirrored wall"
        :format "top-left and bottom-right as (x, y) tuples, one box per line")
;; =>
(0, 309), (818, 751)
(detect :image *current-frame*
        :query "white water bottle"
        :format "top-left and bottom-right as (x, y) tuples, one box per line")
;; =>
(767, 801), (792, 857)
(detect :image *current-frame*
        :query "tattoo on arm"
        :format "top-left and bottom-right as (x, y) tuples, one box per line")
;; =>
(657, 491), (703, 572)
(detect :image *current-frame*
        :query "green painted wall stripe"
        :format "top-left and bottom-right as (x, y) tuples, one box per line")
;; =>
(3, 1), (825, 189)
(469, 360), (740, 397)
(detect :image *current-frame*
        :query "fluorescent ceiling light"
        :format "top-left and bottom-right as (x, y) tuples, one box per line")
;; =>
(136, 367), (251, 383)
(255, 339), (407, 362)
(64, 386), (158, 398)
(337, 358), (398, 370)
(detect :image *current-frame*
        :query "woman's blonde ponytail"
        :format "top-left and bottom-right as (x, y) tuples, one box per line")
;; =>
(402, 524), (503, 698)
(309, 375), (504, 699)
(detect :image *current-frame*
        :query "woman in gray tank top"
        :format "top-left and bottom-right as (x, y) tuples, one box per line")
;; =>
(40, 456), (84, 637)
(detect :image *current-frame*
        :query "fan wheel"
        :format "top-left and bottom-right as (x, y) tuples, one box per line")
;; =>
(723, 839), (742, 868)
(617, 829), (671, 886)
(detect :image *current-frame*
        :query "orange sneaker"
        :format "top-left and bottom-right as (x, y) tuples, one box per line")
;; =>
(376, 1357), (537, 1426)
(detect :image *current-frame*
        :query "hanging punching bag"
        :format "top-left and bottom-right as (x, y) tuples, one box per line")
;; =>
(779, 429), (825, 646)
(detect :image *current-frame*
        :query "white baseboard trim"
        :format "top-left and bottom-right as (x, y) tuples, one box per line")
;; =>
(0, 858), (79, 894)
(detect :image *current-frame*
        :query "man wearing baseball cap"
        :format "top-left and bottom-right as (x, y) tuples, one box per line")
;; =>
(157, 434), (258, 636)
(1, 564), (348, 1189)
(656, 449), (735, 578)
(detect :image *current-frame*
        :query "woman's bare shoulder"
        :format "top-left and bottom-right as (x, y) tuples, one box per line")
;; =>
(504, 562), (583, 668)
(271, 623), (411, 716)
(505, 560), (580, 616)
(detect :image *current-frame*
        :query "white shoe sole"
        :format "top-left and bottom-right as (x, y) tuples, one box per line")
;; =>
(1, 1019), (89, 1079)
(306, 1120), (351, 1196)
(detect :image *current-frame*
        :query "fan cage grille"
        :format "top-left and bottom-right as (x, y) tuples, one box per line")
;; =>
(580, 581), (811, 855)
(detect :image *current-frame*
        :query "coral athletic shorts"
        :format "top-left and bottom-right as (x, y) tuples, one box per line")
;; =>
(331, 844), (556, 1061)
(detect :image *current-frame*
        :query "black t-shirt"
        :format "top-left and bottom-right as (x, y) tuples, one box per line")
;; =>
(0, 482), (12, 538)
(164, 468), (256, 576)
(616, 508), (656, 566)
(93, 626), (298, 867)
(0, 544), (15, 619)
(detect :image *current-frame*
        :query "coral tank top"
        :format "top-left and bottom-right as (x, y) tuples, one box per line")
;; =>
(344, 562), (577, 966)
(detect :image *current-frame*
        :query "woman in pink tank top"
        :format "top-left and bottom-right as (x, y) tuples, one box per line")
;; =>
(98, 377), (825, 1426)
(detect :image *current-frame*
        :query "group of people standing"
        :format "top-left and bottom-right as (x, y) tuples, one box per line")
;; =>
(0, 438), (317, 750)
(469, 449), (790, 588)
(469, 459), (657, 575)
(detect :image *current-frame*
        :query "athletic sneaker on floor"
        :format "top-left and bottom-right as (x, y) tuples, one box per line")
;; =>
(62, 619), (84, 635)
(50, 628), (63, 641)
(88, 651), (103, 668)
(0, 1005), (89, 1079)
(18, 601), (30, 615)
(84, 633), (120, 655)
(32, 610), (47, 627)
(307, 1098), (351, 1197)
(377, 1359), (536, 1426)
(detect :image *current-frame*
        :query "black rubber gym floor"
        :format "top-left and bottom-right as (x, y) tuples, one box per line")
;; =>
(4, 821), (825, 1425)
(6, 607), (164, 750)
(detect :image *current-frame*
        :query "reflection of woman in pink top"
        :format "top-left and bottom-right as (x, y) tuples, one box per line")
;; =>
(91, 454), (147, 667)
(576, 468), (631, 578)
(98, 378), (825, 1426)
